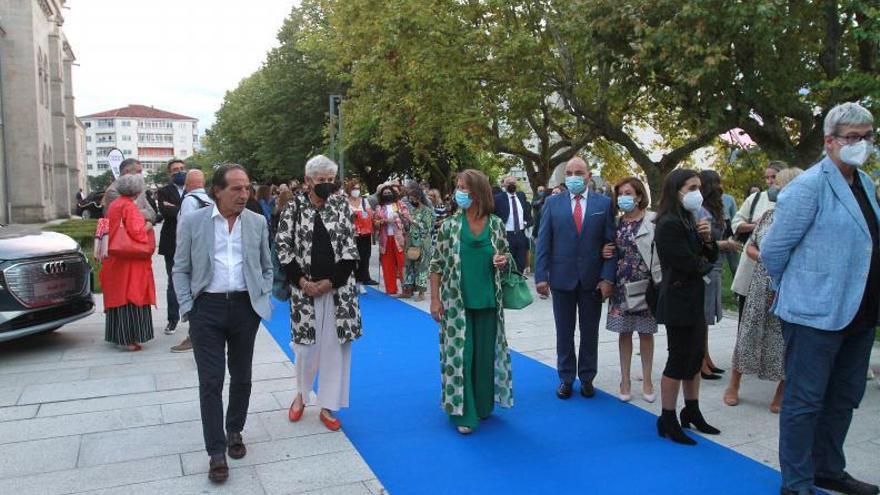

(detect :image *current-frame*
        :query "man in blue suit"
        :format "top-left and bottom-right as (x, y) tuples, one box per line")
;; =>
(494, 176), (533, 273)
(535, 157), (616, 399)
(762, 102), (879, 495)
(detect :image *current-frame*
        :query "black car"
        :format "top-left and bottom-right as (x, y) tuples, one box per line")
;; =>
(0, 225), (95, 343)
(76, 191), (104, 219)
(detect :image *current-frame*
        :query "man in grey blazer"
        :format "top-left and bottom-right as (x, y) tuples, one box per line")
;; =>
(173, 164), (273, 483)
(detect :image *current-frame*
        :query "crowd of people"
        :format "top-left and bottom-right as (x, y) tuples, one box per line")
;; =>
(91, 102), (878, 494)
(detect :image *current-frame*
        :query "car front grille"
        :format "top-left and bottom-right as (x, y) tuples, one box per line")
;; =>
(0, 299), (94, 333)
(3, 255), (90, 309)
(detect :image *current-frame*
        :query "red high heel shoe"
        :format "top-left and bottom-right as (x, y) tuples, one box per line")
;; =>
(320, 410), (341, 431)
(288, 401), (304, 422)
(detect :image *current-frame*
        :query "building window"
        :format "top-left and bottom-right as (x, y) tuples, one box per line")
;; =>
(86, 136), (91, 142)
(87, 163), (93, 170)
(180, 149), (188, 155)
(121, 135), (131, 141)
(86, 150), (92, 156)
(97, 119), (114, 128)
(121, 121), (131, 127)
(85, 122), (91, 128)
(123, 149), (132, 156)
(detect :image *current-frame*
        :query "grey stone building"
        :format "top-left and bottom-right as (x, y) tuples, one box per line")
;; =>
(0, 0), (82, 223)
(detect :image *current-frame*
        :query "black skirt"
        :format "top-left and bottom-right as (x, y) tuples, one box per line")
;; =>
(105, 304), (154, 345)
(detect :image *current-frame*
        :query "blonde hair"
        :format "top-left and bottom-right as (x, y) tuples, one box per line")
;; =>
(776, 167), (804, 190)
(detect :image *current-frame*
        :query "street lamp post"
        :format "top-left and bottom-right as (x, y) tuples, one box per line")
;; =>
(329, 95), (344, 180)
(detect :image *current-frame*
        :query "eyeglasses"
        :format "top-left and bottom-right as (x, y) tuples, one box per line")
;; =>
(834, 132), (875, 145)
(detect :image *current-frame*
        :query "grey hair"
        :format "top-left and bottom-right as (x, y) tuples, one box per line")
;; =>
(824, 102), (874, 136)
(776, 167), (804, 190)
(304, 155), (338, 178)
(116, 173), (145, 197)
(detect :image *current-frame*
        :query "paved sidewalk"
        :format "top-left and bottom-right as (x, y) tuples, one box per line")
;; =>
(0, 253), (878, 494)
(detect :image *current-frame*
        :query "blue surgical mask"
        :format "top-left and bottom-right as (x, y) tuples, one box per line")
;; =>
(767, 186), (779, 202)
(172, 171), (186, 186)
(454, 189), (472, 210)
(565, 176), (586, 195)
(617, 195), (636, 212)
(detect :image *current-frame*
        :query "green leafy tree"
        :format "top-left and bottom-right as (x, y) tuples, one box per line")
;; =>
(87, 171), (114, 192)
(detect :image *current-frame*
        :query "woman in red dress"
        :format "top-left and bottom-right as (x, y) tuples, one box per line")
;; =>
(100, 173), (156, 351)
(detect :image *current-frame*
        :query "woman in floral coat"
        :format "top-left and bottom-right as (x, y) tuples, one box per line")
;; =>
(429, 169), (514, 434)
(275, 155), (362, 432)
(401, 184), (434, 301)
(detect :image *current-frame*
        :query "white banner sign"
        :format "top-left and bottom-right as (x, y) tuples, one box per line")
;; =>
(107, 148), (124, 179)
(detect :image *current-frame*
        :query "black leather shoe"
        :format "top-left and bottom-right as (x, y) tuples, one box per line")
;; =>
(163, 321), (178, 335)
(556, 382), (572, 399)
(700, 371), (722, 380)
(657, 413), (696, 446)
(680, 406), (721, 435)
(709, 365), (725, 374)
(580, 383), (596, 398)
(814, 472), (879, 495)
(780, 488), (814, 495)
(208, 454), (229, 483)
(227, 432), (246, 460)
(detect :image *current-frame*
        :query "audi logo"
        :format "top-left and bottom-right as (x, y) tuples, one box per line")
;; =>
(43, 261), (68, 275)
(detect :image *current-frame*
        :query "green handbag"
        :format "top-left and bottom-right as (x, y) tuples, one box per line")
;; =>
(500, 256), (534, 310)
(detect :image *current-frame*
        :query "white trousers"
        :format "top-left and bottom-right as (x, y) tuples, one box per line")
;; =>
(292, 292), (352, 411)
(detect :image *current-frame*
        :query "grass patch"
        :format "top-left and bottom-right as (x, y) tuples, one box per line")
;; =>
(722, 261), (738, 312)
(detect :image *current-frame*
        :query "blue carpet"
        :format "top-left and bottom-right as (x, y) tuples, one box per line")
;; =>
(264, 290), (792, 494)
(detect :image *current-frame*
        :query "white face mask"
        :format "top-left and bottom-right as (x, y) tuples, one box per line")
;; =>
(681, 190), (703, 213)
(839, 140), (873, 167)
(351, 189), (361, 198)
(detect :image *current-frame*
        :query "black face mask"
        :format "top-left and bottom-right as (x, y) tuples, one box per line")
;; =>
(506, 184), (517, 193)
(381, 192), (395, 202)
(313, 182), (336, 200)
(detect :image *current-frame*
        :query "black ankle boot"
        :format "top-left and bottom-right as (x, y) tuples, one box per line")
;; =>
(680, 400), (721, 435)
(657, 409), (696, 445)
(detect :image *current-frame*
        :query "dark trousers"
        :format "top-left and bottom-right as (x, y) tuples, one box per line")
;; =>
(189, 293), (260, 456)
(506, 230), (528, 274)
(552, 284), (602, 385)
(779, 320), (875, 491)
(355, 234), (372, 282)
(163, 254), (179, 323)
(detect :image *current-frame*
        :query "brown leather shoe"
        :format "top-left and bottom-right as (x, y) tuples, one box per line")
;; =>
(208, 454), (229, 483)
(227, 432), (246, 459)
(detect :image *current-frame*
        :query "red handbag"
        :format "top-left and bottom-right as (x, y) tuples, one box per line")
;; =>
(108, 220), (154, 259)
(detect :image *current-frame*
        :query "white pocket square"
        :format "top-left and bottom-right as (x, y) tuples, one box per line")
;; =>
(591, 212), (603, 216)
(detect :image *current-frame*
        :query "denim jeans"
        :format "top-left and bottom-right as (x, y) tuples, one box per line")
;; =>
(779, 320), (874, 491)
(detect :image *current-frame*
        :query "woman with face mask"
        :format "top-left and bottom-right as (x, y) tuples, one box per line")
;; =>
(602, 177), (661, 403)
(429, 169), (513, 434)
(653, 168), (721, 445)
(346, 180), (374, 294)
(401, 184), (434, 301)
(275, 155), (361, 432)
(374, 182), (411, 295)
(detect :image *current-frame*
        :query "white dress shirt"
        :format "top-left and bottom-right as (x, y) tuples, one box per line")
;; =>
(569, 190), (588, 222)
(505, 193), (525, 232)
(206, 206), (247, 293)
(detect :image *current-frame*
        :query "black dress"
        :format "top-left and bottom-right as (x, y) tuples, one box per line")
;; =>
(654, 213), (719, 379)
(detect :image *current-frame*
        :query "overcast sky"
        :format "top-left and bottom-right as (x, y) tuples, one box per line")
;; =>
(65, 0), (296, 135)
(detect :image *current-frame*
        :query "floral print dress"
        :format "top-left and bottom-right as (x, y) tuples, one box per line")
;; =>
(606, 217), (658, 334)
(731, 209), (784, 381)
(403, 204), (434, 291)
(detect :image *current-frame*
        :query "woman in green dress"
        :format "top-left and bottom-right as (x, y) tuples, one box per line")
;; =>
(429, 169), (514, 434)
(400, 184), (434, 301)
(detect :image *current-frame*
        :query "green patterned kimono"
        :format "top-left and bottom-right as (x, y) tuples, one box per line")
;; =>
(429, 212), (514, 416)
(404, 204), (434, 291)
